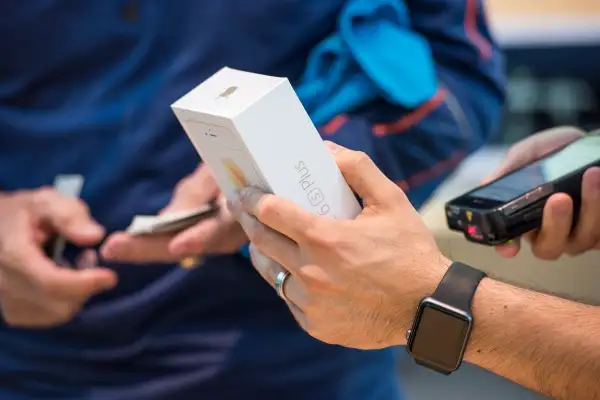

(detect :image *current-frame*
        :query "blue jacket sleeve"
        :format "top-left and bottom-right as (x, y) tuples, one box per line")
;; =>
(318, 0), (505, 209)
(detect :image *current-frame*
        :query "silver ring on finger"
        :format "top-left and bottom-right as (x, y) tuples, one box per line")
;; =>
(275, 270), (291, 302)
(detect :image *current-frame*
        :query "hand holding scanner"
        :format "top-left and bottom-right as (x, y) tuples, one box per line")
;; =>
(446, 131), (600, 245)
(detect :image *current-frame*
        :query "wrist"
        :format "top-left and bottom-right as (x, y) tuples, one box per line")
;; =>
(391, 253), (452, 345)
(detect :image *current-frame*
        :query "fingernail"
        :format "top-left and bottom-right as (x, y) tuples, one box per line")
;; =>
(238, 186), (258, 199)
(100, 247), (114, 259)
(100, 241), (118, 259)
(80, 225), (104, 237)
(324, 141), (342, 154)
(226, 198), (241, 214)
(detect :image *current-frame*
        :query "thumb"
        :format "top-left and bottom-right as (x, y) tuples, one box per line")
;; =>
(41, 267), (118, 301)
(32, 190), (104, 246)
(495, 238), (522, 258)
(486, 126), (586, 183)
(75, 268), (119, 298)
(324, 141), (405, 207)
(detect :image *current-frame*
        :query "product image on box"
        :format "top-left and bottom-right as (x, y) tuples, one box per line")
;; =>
(223, 158), (247, 189)
(171, 67), (362, 221)
(215, 142), (270, 195)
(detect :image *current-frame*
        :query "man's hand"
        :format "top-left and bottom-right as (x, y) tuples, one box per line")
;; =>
(101, 163), (247, 263)
(487, 127), (600, 259)
(0, 189), (117, 328)
(229, 142), (448, 349)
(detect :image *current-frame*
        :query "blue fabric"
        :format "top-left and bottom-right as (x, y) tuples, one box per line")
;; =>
(239, 244), (251, 259)
(296, 0), (437, 125)
(303, 0), (506, 209)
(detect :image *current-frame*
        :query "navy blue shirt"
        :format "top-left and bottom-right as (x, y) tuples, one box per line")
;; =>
(0, 1), (504, 399)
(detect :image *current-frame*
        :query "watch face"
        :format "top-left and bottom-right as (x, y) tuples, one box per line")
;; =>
(409, 302), (471, 372)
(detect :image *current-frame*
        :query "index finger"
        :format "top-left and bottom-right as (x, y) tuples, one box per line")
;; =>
(100, 232), (176, 263)
(237, 187), (325, 243)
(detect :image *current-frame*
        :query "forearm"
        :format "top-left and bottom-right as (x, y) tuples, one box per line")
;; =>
(465, 277), (600, 399)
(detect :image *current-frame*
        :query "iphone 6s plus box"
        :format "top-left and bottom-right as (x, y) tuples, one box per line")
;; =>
(171, 67), (361, 220)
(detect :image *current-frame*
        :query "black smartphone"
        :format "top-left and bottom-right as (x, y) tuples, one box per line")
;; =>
(445, 131), (600, 245)
(126, 202), (220, 236)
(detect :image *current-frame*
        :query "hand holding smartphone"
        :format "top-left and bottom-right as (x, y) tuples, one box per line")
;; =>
(446, 131), (600, 246)
(125, 203), (219, 236)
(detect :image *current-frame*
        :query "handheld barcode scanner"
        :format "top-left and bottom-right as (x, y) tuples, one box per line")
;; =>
(446, 131), (600, 245)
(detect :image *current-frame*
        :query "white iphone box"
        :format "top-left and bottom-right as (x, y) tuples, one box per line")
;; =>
(171, 67), (362, 220)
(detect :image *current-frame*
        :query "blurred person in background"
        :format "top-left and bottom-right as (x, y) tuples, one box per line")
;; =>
(233, 126), (600, 400)
(0, 1), (503, 399)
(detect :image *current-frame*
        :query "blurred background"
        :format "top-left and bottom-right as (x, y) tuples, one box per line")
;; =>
(401, 1), (600, 398)
(489, 0), (600, 144)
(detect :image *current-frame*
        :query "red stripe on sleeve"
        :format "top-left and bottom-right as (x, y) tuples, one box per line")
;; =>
(465, 0), (492, 60)
(372, 88), (447, 137)
(395, 150), (466, 192)
(321, 114), (349, 136)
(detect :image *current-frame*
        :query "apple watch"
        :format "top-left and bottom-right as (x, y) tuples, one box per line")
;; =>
(406, 261), (486, 375)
